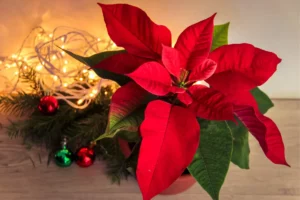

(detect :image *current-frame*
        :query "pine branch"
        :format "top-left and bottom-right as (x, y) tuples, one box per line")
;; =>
(3, 84), (136, 183)
(20, 68), (43, 95)
(0, 92), (41, 117)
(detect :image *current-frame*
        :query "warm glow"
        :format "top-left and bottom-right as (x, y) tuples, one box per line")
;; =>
(0, 26), (115, 110)
(88, 71), (96, 79)
(36, 65), (43, 71)
(92, 89), (98, 94)
(52, 55), (57, 60)
(77, 99), (84, 105)
(111, 42), (117, 48)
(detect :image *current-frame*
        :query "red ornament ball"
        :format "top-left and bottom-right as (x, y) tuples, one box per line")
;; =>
(75, 146), (96, 167)
(38, 96), (59, 115)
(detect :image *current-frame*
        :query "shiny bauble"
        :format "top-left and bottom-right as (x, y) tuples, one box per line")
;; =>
(75, 146), (96, 167)
(54, 146), (74, 167)
(38, 96), (59, 115)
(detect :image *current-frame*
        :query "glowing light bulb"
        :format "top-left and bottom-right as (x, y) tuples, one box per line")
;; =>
(61, 51), (65, 56)
(49, 33), (53, 38)
(0, 61), (2, 65)
(52, 55), (57, 60)
(111, 42), (117, 48)
(23, 66), (27, 70)
(79, 78), (83, 81)
(104, 91), (108, 95)
(63, 83), (68, 87)
(36, 65), (43, 71)
(92, 89), (98, 94)
(61, 45), (65, 49)
(14, 71), (19, 75)
(97, 38), (101, 41)
(89, 93), (95, 97)
(63, 67), (67, 73)
(12, 63), (17, 67)
(88, 71), (96, 79)
(53, 75), (58, 81)
(77, 99), (84, 105)
(82, 69), (88, 73)
(61, 36), (65, 42)
(11, 54), (17, 59)
(64, 60), (68, 65)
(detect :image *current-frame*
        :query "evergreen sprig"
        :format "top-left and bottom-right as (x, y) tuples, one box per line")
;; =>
(3, 85), (135, 183)
(0, 92), (40, 117)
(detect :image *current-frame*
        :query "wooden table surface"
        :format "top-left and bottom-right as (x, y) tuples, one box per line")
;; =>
(0, 100), (299, 200)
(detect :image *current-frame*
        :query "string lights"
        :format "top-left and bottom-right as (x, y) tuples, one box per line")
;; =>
(0, 26), (118, 109)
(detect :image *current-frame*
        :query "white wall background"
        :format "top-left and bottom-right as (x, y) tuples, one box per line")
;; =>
(0, 0), (299, 98)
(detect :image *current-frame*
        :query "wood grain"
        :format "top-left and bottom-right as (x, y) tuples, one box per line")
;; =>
(0, 100), (299, 200)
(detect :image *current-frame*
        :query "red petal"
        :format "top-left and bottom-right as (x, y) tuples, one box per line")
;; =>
(175, 13), (215, 70)
(162, 45), (183, 78)
(189, 59), (217, 82)
(169, 86), (185, 94)
(207, 44), (281, 93)
(228, 92), (289, 166)
(127, 62), (172, 96)
(188, 85), (234, 120)
(99, 3), (171, 59)
(94, 52), (146, 74)
(137, 100), (200, 200)
(177, 92), (193, 106)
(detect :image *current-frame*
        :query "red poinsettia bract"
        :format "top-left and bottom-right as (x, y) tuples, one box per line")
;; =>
(96, 3), (288, 200)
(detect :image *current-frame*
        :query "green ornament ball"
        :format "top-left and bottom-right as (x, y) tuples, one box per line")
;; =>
(54, 146), (74, 167)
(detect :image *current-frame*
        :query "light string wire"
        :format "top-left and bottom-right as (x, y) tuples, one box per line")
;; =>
(0, 26), (118, 109)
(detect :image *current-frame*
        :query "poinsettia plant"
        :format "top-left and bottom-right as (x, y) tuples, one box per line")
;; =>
(65, 3), (289, 200)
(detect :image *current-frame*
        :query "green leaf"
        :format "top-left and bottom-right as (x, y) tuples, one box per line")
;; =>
(63, 49), (130, 85)
(211, 22), (230, 51)
(251, 87), (274, 114)
(95, 82), (150, 141)
(117, 130), (140, 142)
(106, 106), (145, 139)
(188, 120), (233, 200)
(227, 119), (250, 169)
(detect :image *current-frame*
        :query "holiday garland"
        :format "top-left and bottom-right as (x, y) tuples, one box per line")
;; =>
(1, 3), (289, 200)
